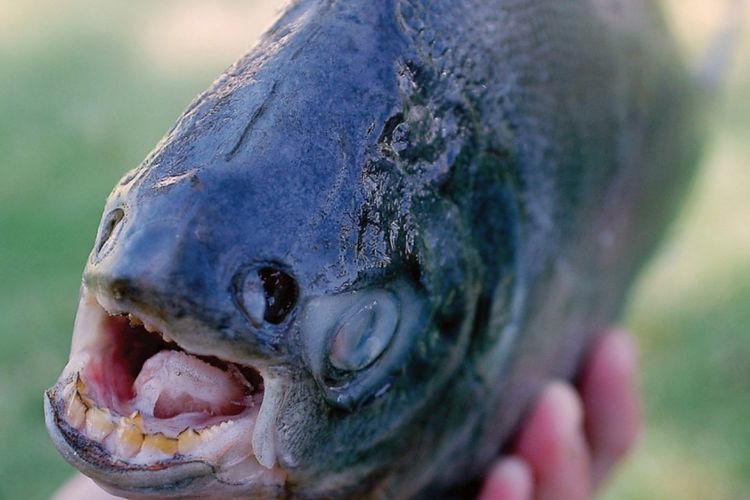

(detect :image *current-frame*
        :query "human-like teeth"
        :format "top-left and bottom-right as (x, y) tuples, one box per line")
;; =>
(75, 375), (94, 407)
(65, 392), (87, 430)
(85, 407), (115, 441)
(60, 367), (257, 466)
(129, 411), (145, 432)
(141, 433), (178, 457)
(61, 378), (76, 402)
(177, 428), (202, 455)
(114, 419), (145, 458)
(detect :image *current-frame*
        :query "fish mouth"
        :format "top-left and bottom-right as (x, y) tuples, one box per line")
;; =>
(45, 289), (287, 498)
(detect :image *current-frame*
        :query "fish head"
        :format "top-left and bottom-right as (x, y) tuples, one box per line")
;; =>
(44, 1), (518, 497)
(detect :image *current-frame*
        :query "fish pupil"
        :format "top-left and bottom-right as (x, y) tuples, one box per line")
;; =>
(258, 267), (298, 324)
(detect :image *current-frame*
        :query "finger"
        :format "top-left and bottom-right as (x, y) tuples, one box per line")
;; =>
(579, 330), (641, 489)
(515, 382), (592, 500)
(477, 457), (533, 500)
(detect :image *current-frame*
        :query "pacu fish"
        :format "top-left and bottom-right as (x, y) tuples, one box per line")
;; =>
(45, 0), (701, 498)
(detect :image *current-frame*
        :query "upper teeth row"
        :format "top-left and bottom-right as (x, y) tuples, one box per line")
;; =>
(127, 313), (174, 344)
(61, 375), (236, 463)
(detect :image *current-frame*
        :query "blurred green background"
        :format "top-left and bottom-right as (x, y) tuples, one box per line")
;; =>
(0, 1), (747, 498)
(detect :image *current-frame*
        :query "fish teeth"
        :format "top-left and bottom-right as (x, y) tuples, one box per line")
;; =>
(58, 362), (259, 466)
(62, 373), (90, 430)
(128, 410), (145, 432)
(85, 407), (115, 441)
(65, 392), (87, 430)
(115, 418), (145, 458)
(177, 428), (202, 455)
(134, 315), (176, 344)
(215, 420), (236, 432)
(59, 379), (224, 463)
(61, 380), (257, 465)
(73, 373), (97, 408)
(127, 313), (143, 327)
(61, 379), (76, 403)
(141, 433), (178, 457)
(198, 425), (218, 441)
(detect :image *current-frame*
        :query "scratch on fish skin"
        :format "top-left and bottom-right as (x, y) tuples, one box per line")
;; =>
(153, 170), (199, 190)
(225, 81), (279, 162)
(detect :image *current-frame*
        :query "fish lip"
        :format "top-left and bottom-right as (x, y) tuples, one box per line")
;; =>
(46, 288), (288, 496)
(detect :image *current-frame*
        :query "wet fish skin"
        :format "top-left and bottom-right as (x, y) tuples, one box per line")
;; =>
(60, 0), (699, 498)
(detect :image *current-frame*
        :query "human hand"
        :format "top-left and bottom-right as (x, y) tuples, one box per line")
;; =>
(478, 330), (641, 500)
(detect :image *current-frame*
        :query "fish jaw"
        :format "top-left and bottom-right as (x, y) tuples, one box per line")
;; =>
(44, 289), (288, 498)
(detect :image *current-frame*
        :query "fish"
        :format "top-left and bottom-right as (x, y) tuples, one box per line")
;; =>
(44, 0), (701, 498)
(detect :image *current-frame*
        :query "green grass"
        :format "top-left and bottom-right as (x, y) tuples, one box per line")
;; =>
(604, 266), (750, 500)
(0, 2), (747, 499)
(603, 85), (750, 499)
(0, 15), (230, 498)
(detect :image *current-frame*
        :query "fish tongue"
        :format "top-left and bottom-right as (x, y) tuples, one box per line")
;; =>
(132, 350), (246, 419)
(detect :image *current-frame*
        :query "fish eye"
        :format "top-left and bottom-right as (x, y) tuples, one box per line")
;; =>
(238, 266), (298, 326)
(329, 293), (398, 372)
(257, 267), (298, 324)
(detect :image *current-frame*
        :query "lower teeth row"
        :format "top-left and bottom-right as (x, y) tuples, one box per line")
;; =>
(61, 375), (235, 461)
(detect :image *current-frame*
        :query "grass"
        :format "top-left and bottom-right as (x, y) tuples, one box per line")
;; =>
(0, 11), (232, 498)
(0, 2), (747, 498)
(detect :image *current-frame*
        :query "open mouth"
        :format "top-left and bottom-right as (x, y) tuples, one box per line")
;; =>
(45, 289), (286, 495)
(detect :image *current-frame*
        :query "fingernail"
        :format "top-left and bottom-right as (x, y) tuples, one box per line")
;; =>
(479, 457), (532, 500)
(545, 382), (583, 441)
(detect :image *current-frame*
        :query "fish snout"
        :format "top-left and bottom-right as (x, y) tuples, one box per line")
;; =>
(83, 210), (302, 360)
(85, 216), (204, 312)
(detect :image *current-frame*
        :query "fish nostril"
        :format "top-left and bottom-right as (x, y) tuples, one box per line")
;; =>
(96, 208), (125, 254)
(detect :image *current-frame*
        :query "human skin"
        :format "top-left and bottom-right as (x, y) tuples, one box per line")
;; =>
(478, 330), (641, 500)
(52, 329), (639, 500)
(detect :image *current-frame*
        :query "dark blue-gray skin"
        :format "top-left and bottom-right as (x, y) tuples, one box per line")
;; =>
(45, 0), (702, 498)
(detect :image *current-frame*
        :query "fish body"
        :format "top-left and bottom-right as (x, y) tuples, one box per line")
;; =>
(45, 0), (700, 498)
